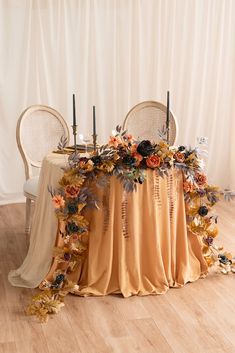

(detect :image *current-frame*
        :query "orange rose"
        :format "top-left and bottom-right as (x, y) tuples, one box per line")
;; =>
(70, 234), (79, 242)
(108, 136), (122, 148)
(183, 181), (195, 193)
(174, 151), (185, 162)
(65, 185), (80, 198)
(132, 152), (143, 166)
(130, 143), (138, 154)
(52, 195), (65, 209)
(79, 160), (86, 168)
(195, 172), (207, 186)
(146, 155), (161, 168)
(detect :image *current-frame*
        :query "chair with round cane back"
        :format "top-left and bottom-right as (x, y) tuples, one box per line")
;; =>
(123, 101), (178, 145)
(16, 105), (70, 236)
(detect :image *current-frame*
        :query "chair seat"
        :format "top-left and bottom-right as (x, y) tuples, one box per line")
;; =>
(23, 176), (39, 200)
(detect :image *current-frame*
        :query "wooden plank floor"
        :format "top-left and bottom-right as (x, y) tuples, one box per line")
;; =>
(0, 201), (235, 353)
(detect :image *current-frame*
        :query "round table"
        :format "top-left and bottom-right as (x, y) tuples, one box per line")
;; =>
(9, 152), (208, 296)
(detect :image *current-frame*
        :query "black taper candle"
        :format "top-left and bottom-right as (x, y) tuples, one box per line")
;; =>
(73, 94), (76, 126)
(93, 106), (96, 136)
(166, 91), (170, 143)
(72, 94), (77, 150)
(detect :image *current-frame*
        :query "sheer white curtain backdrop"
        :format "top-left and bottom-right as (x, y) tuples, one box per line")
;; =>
(0, 0), (235, 204)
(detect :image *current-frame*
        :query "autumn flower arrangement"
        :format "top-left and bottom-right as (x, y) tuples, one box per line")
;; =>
(27, 126), (234, 322)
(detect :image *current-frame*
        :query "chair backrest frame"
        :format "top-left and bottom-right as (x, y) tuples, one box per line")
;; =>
(123, 100), (178, 145)
(16, 104), (70, 180)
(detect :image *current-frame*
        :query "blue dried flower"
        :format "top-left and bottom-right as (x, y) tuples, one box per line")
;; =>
(198, 206), (208, 217)
(67, 203), (78, 214)
(178, 146), (185, 151)
(123, 155), (136, 167)
(55, 274), (65, 284)
(91, 155), (102, 165)
(218, 254), (230, 265)
(66, 222), (79, 234)
(64, 252), (72, 261)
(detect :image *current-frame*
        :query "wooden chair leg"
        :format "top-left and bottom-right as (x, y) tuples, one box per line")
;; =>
(25, 197), (31, 235)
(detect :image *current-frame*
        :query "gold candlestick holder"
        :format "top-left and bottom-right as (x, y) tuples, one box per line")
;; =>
(72, 125), (77, 152)
(92, 133), (98, 154)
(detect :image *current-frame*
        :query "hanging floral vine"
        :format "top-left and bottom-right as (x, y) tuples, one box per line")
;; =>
(27, 126), (235, 322)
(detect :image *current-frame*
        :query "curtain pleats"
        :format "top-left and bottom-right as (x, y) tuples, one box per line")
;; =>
(0, 0), (235, 201)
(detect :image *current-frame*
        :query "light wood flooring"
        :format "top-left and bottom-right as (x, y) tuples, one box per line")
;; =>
(0, 201), (235, 353)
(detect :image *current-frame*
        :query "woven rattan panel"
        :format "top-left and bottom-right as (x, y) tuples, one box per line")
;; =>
(125, 106), (176, 145)
(21, 110), (66, 165)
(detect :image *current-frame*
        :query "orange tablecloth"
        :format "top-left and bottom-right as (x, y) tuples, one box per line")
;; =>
(42, 154), (208, 296)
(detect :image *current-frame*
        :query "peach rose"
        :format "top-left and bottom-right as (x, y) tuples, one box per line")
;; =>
(183, 181), (195, 193)
(79, 160), (87, 168)
(125, 134), (134, 142)
(71, 234), (79, 242)
(65, 185), (80, 198)
(130, 143), (138, 154)
(52, 195), (65, 209)
(108, 136), (122, 148)
(174, 151), (185, 163)
(146, 155), (161, 168)
(195, 172), (207, 186)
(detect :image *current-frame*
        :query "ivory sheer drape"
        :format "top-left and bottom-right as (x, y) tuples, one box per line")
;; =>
(1, 0), (235, 203)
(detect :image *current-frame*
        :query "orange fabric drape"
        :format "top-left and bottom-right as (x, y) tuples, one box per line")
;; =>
(43, 168), (207, 296)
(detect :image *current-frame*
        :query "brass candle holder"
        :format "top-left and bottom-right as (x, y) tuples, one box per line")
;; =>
(72, 124), (77, 152)
(92, 133), (98, 154)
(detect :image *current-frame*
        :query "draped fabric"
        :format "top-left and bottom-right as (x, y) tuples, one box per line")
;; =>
(8, 153), (208, 293)
(1, 0), (235, 204)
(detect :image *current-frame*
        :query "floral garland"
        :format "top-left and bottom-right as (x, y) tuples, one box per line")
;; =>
(27, 126), (235, 322)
